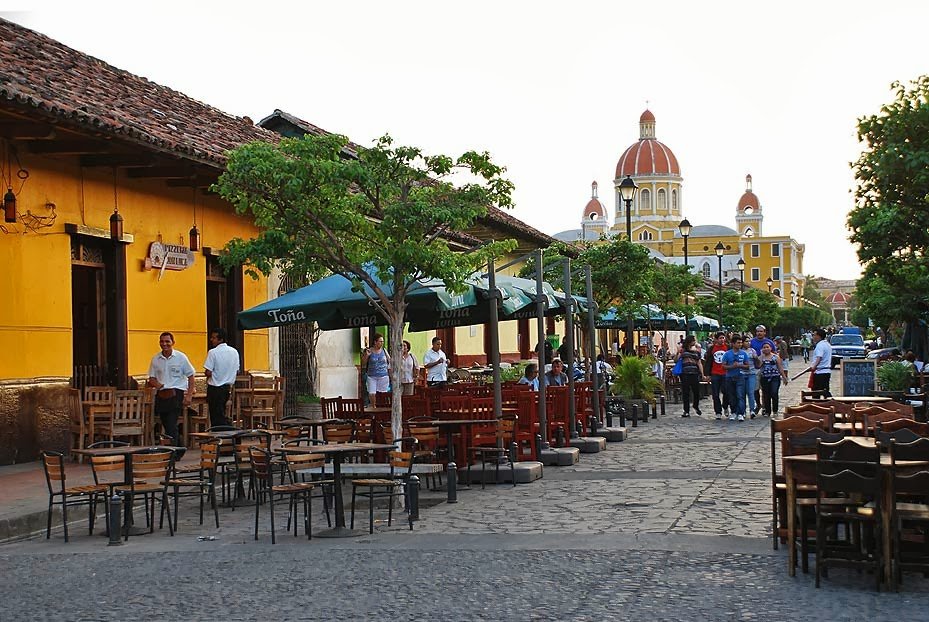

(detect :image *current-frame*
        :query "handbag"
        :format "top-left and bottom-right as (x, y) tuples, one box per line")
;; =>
(671, 358), (684, 376)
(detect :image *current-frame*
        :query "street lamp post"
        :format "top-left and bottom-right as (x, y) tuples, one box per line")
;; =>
(715, 241), (725, 328)
(737, 257), (745, 294)
(678, 218), (692, 336)
(619, 175), (638, 353)
(791, 290), (797, 307)
(766, 277), (773, 293)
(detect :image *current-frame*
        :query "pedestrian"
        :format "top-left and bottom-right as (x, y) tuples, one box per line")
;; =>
(203, 327), (239, 428)
(800, 331), (812, 363)
(809, 328), (833, 397)
(543, 338), (554, 367)
(423, 336), (448, 387)
(596, 353), (614, 386)
(557, 338), (570, 364)
(749, 325), (776, 415)
(544, 358), (568, 386)
(518, 362), (540, 390)
(775, 335), (790, 368)
(676, 335), (705, 417)
(399, 340), (419, 395)
(361, 332), (390, 405)
(722, 334), (750, 421)
(758, 341), (788, 417)
(741, 335), (760, 419)
(705, 332), (730, 420)
(147, 331), (195, 447)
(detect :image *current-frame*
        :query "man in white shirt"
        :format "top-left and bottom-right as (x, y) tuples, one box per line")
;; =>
(810, 328), (833, 397)
(423, 337), (448, 386)
(203, 327), (240, 427)
(147, 331), (196, 446)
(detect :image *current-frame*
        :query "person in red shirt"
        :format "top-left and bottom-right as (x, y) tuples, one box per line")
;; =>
(704, 332), (730, 420)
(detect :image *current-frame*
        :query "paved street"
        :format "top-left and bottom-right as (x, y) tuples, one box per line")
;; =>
(4, 371), (929, 620)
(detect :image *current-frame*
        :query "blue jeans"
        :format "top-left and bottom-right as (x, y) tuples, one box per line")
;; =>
(726, 375), (745, 416)
(711, 375), (729, 414)
(742, 373), (757, 414)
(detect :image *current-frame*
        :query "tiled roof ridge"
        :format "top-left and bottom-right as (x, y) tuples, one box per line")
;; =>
(0, 17), (279, 166)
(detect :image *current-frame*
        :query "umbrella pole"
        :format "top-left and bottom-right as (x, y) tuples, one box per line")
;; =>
(564, 259), (577, 439)
(586, 266), (601, 427)
(536, 250), (549, 452)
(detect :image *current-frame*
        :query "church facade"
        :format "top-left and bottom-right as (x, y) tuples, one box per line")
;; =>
(557, 110), (807, 307)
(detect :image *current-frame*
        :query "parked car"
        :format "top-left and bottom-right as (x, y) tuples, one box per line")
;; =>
(866, 347), (900, 363)
(829, 333), (867, 368)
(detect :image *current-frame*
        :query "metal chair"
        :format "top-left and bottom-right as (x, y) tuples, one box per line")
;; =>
(350, 441), (417, 534)
(40, 450), (107, 541)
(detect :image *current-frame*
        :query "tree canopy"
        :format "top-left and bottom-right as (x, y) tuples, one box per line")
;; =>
(214, 132), (516, 436)
(849, 76), (929, 327)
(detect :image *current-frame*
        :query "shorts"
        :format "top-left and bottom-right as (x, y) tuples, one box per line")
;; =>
(366, 375), (389, 394)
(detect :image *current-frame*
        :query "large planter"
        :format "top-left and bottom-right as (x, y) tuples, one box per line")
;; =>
(295, 402), (322, 420)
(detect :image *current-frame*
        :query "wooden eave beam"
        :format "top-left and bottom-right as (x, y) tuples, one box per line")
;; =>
(126, 166), (195, 179)
(0, 121), (57, 139)
(80, 154), (157, 168)
(27, 140), (115, 155)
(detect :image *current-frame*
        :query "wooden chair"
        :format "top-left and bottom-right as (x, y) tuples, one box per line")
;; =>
(322, 420), (355, 445)
(876, 419), (929, 435)
(400, 394), (428, 420)
(110, 390), (146, 445)
(115, 448), (175, 540)
(769, 416), (829, 551)
(285, 449), (335, 529)
(227, 431), (271, 510)
(249, 447), (316, 543)
(40, 451), (107, 541)
(467, 414), (518, 489)
(814, 438), (883, 590)
(888, 438), (929, 590)
(350, 444), (417, 534)
(320, 396), (342, 419)
(877, 401), (915, 418)
(339, 397), (365, 419)
(782, 404), (835, 431)
(164, 440), (221, 531)
(405, 421), (443, 489)
(67, 389), (87, 460)
(246, 391), (279, 430)
(83, 386), (116, 444)
(439, 394), (472, 417)
(231, 375), (252, 427)
(862, 409), (914, 437)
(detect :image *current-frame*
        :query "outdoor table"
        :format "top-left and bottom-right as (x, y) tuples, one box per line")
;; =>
(188, 429), (285, 441)
(72, 445), (185, 536)
(277, 442), (395, 537)
(826, 396), (893, 404)
(430, 418), (495, 465)
(782, 437), (928, 582)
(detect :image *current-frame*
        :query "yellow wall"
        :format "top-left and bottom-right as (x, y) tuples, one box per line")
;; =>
(0, 153), (269, 381)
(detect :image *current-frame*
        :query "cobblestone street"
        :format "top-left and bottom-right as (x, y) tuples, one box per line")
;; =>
(4, 373), (929, 620)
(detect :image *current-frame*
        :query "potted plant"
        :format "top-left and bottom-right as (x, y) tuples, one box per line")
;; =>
(608, 354), (665, 418)
(295, 394), (322, 419)
(876, 360), (915, 398)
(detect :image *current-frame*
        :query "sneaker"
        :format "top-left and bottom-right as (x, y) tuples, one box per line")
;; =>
(737, 414), (745, 422)
(728, 414), (737, 421)
(682, 411), (690, 418)
(715, 413), (722, 420)
(694, 407), (702, 416)
(724, 407), (730, 417)
(750, 412), (756, 419)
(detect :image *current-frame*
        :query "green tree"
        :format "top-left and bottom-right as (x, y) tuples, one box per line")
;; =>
(801, 279), (833, 318)
(696, 288), (779, 332)
(215, 132), (515, 438)
(849, 76), (929, 328)
(773, 306), (833, 338)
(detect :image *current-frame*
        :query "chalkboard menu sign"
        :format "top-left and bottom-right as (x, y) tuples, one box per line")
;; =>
(840, 359), (877, 396)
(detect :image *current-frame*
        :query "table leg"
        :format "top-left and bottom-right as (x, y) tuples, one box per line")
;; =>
(883, 480), (893, 586)
(315, 453), (363, 538)
(785, 461), (796, 577)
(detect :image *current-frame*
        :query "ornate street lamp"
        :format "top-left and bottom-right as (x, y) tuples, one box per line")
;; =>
(679, 218), (692, 335)
(766, 276), (773, 293)
(715, 241), (725, 328)
(737, 257), (745, 294)
(619, 175), (638, 241)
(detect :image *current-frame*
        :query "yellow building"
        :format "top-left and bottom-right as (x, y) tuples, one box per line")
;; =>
(556, 110), (806, 307)
(0, 19), (271, 462)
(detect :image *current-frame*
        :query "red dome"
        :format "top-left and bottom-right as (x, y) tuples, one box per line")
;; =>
(584, 197), (606, 219)
(826, 291), (850, 305)
(640, 109), (656, 122)
(737, 191), (759, 212)
(615, 139), (680, 177)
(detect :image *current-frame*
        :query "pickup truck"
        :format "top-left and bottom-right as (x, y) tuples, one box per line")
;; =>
(829, 333), (867, 368)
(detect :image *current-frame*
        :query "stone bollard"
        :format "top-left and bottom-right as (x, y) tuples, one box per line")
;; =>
(509, 441), (518, 465)
(606, 402), (614, 428)
(107, 492), (123, 546)
(554, 426), (565, 448)
(660, 395), (666, 417)
(589, 415), (599, 435)
(447, 462), (458, 504)
(408, 475), (420, 521)
(631, 403), (639, 427)
(535, 433), (544, 456)
(619, 405), (626, 428)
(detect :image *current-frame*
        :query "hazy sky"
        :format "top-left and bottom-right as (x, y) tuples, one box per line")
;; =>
(7, 2), (928, 280)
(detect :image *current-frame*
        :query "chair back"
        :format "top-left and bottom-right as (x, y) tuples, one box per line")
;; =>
(353, 417), (375, 443)
(389, 447), (416, 479)
(876, 428), (922, 446)
(67, 388), (83, 428)
(470, 397), (495, 420)
(112, 390), (146, 435)
(863, 410), (914, 436)
(781, 405), (834, 430)
(323, 421), (355, 444)
(784, 428), (844, 457)
(876, 418), (929, 435)
(247, 446), (274, 484)
(284, 451), (326, 481)
(41, 450), (67, 494)
(889, 438), (929, 496)
(785, 403), (832, 416)
(407, 422), (440, 447)
(91, 454), (126, 487)
(879, 400), (916, 417)
(815, 438), (881, 494)
(128, 449), (174, 483)
(198, 441), (222, 473)
(439, 394), (472, 416)
(84, 386), (115, 404)
(375, 391), (392, 407)
(401, 394), (428, 419)
(233, 431), (271, 468)
(320, 396), (342, 418)
(888, 436), (929, 462)
(339, 398), (365, 418)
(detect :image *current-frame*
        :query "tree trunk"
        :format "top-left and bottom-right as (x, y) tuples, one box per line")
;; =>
(388, 307), (406, 447)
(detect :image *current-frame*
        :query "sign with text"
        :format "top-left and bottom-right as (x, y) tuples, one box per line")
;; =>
(146, 242), (194, 271)
(840, 358), (876, 397)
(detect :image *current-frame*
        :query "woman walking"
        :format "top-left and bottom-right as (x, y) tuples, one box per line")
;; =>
(399, 340), (419, 395)
(758, 341), (788, 417)
(676, 335), (705, 417)
(741, 335), (761, 418)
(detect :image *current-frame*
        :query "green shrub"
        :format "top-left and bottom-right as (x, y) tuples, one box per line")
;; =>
(877, 361), (914, 392)
(609, 355), (664, 401)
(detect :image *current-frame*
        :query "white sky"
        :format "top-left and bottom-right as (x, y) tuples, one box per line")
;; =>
(6, 1), (928, 281)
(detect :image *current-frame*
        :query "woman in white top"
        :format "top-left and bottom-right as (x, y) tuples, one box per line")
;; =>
(400, 340), (419, 395)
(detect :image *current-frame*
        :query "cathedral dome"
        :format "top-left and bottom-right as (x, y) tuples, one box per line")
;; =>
(615, 110), (681, 178)
(826, 291), (850, 306)
(583, 181), (606, 220)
